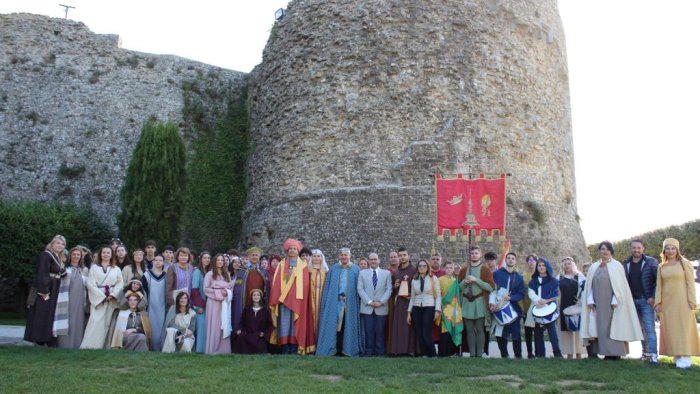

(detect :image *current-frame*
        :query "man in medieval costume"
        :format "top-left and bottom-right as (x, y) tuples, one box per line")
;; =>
(316, 247), (362, 356)
(268, 238), (316, 354)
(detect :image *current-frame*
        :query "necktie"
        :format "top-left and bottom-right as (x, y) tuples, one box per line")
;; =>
(420, 277), (425, 292)
(372, 269), (377, 289)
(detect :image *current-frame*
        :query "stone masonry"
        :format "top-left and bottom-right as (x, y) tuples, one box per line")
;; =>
(0, 13), (247, 229)
(0, 3), (589, 268)
(243, 0), (589, 266)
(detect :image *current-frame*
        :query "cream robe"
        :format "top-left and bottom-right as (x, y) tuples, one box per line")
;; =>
(80, 265), (124, 349)
(580, 259), (642, 343)
(654, 260), (700, 356)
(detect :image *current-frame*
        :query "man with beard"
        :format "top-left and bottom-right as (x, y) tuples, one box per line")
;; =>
(242, 247), (270, 307)
(458, 246), (494, 358)
(388, 247), (417, 356)
(430, 252), (445, 277)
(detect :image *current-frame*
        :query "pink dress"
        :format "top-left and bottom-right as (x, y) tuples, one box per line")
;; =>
(204, 271), (232, 354)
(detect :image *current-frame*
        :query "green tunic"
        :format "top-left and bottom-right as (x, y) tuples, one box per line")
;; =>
(459, 264), (493, 319)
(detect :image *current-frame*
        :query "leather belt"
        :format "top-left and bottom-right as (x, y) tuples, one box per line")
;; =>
(464, 293), (483, 302)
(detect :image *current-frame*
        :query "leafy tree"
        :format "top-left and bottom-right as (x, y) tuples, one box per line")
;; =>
(118, 120), (187, 249)
(0, 199), (111, 278)
(587, 219), (700, 261)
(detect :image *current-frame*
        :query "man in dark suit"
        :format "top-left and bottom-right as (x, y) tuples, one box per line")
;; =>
(357, 252), (393, 356)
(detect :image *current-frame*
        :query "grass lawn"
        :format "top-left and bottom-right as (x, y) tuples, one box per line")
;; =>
(0, 312), (25, 326)
(1, 346), (699, 393)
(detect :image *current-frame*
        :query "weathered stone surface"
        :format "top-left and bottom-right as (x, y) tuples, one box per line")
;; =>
(243, 0), (588, 265)
(0, 13), (247, 228)
(0, 3), (589, 268)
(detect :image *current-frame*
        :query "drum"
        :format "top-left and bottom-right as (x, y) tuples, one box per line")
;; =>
(532, 302), (559, 325)
(563, 304), (581, 331)
(493, 299), (518, 326)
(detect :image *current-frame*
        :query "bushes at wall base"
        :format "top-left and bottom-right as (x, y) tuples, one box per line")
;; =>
(0, 199), (112, 278)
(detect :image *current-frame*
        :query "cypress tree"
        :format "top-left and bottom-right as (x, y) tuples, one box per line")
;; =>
(118, 120), (187, 249)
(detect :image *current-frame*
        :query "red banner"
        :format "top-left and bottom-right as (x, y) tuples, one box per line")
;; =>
(436, 174), (506, 238)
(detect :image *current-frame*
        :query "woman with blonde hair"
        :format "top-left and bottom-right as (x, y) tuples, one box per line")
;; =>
(558, 257), (585, 359)
(655, 238), (700, 369)
(24, 235), (67, 346)
(309, 248), (329, 345)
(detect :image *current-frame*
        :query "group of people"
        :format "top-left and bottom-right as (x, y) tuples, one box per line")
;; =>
(22, 235), (700, 368)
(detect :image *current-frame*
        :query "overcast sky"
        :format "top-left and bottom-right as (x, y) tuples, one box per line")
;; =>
(2, 0), (698, 246)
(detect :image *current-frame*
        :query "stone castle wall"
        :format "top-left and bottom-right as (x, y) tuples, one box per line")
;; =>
(243, 0), (589, 265)
(0, 13), (247, 229)
(0, 3), (589, 268)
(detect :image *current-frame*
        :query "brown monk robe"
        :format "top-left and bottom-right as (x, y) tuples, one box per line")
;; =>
(388, 253), (418, 356)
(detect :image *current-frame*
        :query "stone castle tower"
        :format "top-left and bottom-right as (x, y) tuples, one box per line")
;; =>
(243, 0), (589, 263)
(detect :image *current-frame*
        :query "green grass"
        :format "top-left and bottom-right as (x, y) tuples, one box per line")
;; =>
(0, 312), (25, 326)
(1, 346), (699, 393)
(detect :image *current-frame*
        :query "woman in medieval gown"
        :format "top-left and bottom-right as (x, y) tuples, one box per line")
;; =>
(81, 246), (124, 349)
(204, 254), (232, 354)
(233, 288), (273, 354)
(142, 254), (167, 351)
(308, 249), (328, 348)
(24, 235), (67, 346)
(191, 251), (210, 353)
(162, 291), (197, 353)
(57, 246), (89, 349)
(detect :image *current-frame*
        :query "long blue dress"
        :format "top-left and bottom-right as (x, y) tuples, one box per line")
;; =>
(191, 268), (207, 353)
(143, 268), (167, 351)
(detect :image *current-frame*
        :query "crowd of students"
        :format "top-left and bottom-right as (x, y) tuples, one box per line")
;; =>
(22, 235), (700, 368)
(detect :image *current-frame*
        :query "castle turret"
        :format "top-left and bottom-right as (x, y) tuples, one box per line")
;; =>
(243, 0), (587, 262)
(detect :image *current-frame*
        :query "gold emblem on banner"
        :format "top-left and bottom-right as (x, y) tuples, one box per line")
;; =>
(481, 194), (492, 216)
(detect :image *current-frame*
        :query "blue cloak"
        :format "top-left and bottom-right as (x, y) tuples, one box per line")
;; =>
(315, 263), (363, 356)
(528, 257), (559, 299)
